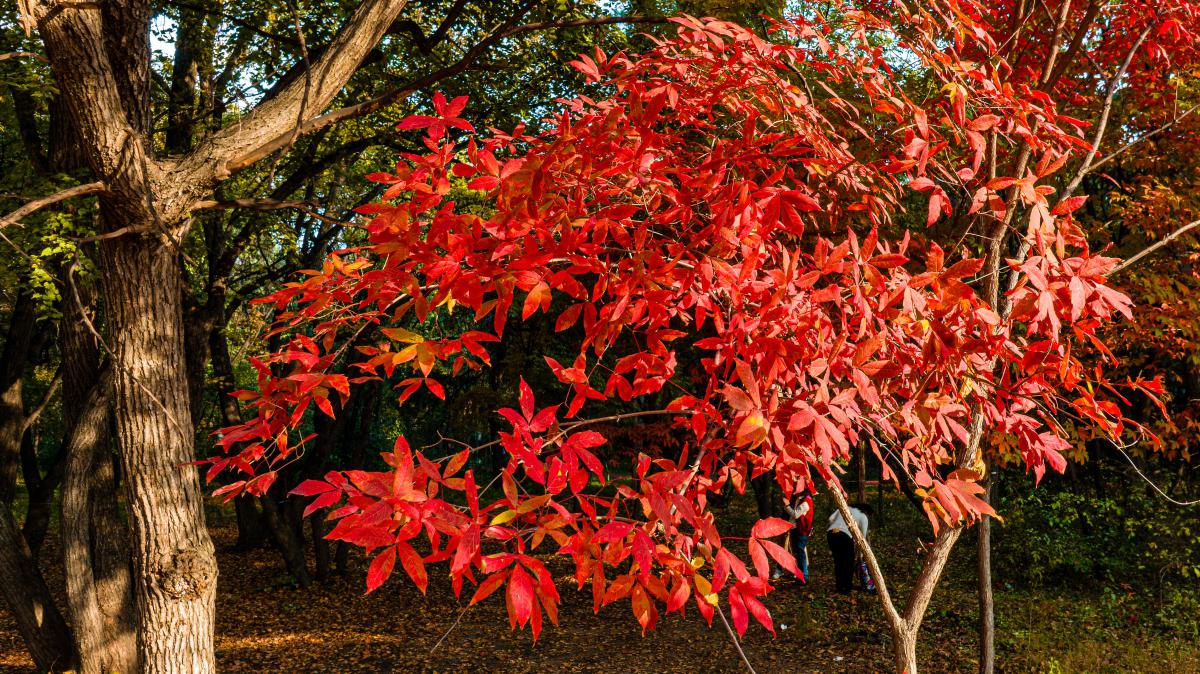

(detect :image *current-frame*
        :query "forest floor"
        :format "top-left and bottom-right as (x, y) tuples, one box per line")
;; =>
(2, 491), (1197, 674)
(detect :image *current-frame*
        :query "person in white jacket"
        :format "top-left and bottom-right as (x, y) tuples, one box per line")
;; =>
(826, 504), (870, 594)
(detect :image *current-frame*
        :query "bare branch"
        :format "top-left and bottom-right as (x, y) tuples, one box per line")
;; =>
(1108, 219), (1200, 277)
(0, 182), (106, 229)
(184, 0), (413, 177)
(0, 51), (48, 63)
(215, 13), (665, 168)
(1085, 104), (1200, 176)
(1062, 23), (1155, 199)
(192, 197), (346, 226)
(22, 368), (62, 433)
(716, 605), (758, 674)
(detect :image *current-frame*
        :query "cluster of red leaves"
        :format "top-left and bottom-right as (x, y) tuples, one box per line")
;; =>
(207, 7), (1166, 638)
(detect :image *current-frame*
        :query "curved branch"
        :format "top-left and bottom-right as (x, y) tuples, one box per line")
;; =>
(0, 181), (106, 229)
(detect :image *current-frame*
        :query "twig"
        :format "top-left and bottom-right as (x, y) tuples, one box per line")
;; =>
(429, 607), (469, 654)
(1113, 443), (1200, 506)
(1107, 219), (1200, 277)
(716, 604), (758, 674)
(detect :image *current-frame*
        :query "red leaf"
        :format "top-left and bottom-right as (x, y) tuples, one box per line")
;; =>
(508, 565), (535, 627)
(751, 517), (792, 539)
(397, 542), (428, 594)
(366, 547), (396, 594)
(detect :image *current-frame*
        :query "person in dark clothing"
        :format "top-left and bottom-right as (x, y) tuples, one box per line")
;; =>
(784, 488), (814, 582)
(826, 502), (870, 594)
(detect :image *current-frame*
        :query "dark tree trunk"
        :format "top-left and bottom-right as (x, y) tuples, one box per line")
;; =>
(260, 488), (311, 587)
(209, 307), (266, 550)
(59, 285), (138, 674)
(0, 291), (38, 504)
(21, 442), (66, 556)
(0, 506), (77, 672)
(312, 514), (332, 583)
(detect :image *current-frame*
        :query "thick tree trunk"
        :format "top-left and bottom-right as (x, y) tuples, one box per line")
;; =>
(99, 230), (217, 674)
(0, 505), (77, 672)
(978, 477), (995, 674)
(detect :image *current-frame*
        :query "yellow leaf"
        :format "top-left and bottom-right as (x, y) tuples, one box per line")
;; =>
(490, 509), (518, 525)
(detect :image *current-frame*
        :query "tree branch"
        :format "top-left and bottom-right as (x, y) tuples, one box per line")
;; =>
(0, 51), (48, 63)
(1108, 219), (1200, 277)
(1084, 104), (1200, 177)
(182, 0), (413, 178)
(212, 12), (665, 169)
(0, 182), (106, 229)
(22, 368), (62, 434)
(191, 197), (346, 226)
(1062, 23), (1155, 199)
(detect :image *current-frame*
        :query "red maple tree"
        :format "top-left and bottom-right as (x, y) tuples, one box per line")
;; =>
(207, 3), (1198, 671)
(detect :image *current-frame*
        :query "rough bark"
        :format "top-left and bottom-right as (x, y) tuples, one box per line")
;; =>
(59, 284), (138, 674)
(27, 0), (417, 668)
(0, 505), (76, 672)
(97, 229), (218, 674)
(61, 371), (137, 674)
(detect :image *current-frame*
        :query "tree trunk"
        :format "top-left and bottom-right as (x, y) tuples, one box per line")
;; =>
(61, 372), (138, 674)
(59, 267), (139, 674)
(209, 312), (266, 551)
(259, 490), (311, 587)
(99, 230), (217, 674)
(312, 514), (331, 583)
(978, 476), (995, 674)
(0, 505), (77, 672)
(893, 625), (918, 674)
(0, 290), (37, 504)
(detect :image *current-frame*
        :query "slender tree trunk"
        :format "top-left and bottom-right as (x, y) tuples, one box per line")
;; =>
(0, 291), (37, 504)
(978, 476), (995, 674)
(61, 372), (138, 674)
(0, 505), (77, 671)
(59, 268), (138, 674)
(99, 229), (217, 674)
(259, 489), (311, 587)
(209, 311), (266, 550)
